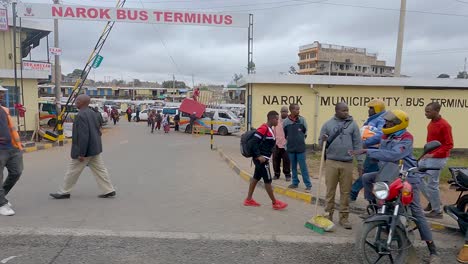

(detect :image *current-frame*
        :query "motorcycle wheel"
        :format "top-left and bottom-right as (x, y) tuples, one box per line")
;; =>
(357, 221), (409, 264)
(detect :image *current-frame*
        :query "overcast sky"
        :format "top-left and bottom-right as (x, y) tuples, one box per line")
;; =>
(16, 0), (468, 86)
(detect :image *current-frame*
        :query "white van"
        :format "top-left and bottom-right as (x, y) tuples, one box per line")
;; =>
(179, 109), (241, 136)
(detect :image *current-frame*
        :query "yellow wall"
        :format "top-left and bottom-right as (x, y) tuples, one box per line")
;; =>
(247, 83), (468, 148)
(135, 89), (152, 96)
(0, 78), (39, 133)
(0, 29), (25, 69)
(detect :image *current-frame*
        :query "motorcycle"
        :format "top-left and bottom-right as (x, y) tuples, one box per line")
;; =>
(357, 141), (442, 264)
(443, 167), (468, 235)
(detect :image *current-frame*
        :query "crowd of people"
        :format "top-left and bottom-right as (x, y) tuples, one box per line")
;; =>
(244, 100), (458, 263)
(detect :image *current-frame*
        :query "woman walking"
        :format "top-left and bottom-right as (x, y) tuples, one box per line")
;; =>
(163, 114), (170, 133)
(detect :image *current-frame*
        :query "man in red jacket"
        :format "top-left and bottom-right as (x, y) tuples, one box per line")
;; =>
(421, 102), (453, 219)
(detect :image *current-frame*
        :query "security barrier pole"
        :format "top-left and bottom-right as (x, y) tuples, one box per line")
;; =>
(210, 118), (214, 150)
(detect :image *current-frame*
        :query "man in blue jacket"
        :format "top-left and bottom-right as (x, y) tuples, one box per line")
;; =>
(350, 99), (386, 201)
(350, 110), (439, 262)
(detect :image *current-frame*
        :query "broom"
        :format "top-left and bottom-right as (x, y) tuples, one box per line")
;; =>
(305, 141), (335, 234)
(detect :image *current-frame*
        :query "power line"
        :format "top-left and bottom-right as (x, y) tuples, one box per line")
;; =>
(137, 0), (182, 75)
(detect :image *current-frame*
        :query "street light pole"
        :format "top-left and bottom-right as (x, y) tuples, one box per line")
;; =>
(394, 0), (407, 77)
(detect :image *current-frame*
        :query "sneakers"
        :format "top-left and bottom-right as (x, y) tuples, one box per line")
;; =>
(0, 204), (15, 216)
(425, 211), (443, 219)
(272, 200), (288, 210)
(458, 245), (468, 263)
(424, 203), (432, 212)
(288, 184), (298, 189)
(243, 199), (261, 207)
(285, 177), (291, 182)
(305, 187), (312, 192)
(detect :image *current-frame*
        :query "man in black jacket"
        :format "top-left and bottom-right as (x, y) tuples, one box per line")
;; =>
(243, 111), (288, 210)
(50, 95), (116, 199)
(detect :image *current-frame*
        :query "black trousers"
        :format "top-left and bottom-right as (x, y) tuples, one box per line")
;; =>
(272, 146), (291, 178)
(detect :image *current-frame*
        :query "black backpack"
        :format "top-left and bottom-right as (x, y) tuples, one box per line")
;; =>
(240, 128), (266, 158)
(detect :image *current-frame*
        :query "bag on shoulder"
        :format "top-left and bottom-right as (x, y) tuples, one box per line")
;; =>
(240, 129), (258, 158)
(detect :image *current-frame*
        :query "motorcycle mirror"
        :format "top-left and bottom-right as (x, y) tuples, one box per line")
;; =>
(422, 140), (442, 156)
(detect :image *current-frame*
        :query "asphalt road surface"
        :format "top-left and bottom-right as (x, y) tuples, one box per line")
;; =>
(0, 122), (462, 264)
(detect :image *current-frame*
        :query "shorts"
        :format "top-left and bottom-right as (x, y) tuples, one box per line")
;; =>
(253, 159), (272, 184)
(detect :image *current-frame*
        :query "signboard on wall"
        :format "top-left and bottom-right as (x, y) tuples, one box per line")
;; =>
(0, 8), (8, 32)
(16, 3), (249, 28)
(22, 61), (52, 74)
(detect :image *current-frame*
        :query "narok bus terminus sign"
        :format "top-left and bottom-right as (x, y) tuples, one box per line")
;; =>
(17, 3), (249, 28)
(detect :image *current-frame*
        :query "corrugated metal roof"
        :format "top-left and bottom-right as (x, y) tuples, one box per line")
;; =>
(239, 74), (468, 89)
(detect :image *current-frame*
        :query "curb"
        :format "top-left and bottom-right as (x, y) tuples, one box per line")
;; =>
(23, 138), (72, 153)
(217, 147), (460, 233)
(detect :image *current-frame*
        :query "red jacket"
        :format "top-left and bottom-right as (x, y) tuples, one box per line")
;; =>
(427, 117), (453, 158)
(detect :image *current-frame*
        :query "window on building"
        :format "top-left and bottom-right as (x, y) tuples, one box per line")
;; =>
(339, 64), (344, 70)
(363, 67), (367, 72)
(311, 52), (316, 58)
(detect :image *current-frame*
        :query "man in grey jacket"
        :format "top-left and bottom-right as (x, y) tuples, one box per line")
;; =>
(319, 102), (361, 229)
(50, 95), (116, 199)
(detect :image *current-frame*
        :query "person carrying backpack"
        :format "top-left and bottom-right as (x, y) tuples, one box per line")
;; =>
(243, 110), (288, 210)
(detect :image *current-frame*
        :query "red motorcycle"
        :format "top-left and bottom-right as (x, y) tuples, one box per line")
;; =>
(357, 141), (441, 264)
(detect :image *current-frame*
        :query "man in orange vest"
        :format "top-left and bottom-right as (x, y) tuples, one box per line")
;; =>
(0, 86), (24, 216)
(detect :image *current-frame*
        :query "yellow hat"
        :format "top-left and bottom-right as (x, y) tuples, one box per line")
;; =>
(382, 110), (409, 135)
(367, 99), (386, 114)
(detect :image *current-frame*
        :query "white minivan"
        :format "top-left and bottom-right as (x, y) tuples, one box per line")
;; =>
(179, 108), (241, 136)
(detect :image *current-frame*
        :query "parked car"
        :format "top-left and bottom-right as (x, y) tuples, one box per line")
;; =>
(179, 109), (241, 136)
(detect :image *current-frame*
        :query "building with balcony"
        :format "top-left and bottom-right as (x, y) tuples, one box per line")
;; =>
(297, 41), (394, 77)
(0, 16), (52, 134)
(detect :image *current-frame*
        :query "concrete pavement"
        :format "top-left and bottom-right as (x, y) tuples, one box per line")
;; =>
(0, 122), (462, 263)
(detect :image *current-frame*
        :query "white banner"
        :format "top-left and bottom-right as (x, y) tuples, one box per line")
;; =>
(23, 61), (52, 74)
(0, 9), (8, 32)
(17, 3), (249, 28)
(49, 47), (62, 56)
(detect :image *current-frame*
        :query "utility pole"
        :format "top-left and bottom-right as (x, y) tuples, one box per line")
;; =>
(394, 0), (407, 77)
(53, 0), (62, 135)
(464, 57), (467, 73)
(172, 74), (175, 102)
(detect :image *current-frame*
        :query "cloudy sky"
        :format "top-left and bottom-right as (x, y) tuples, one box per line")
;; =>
(15, 0), (468, 86)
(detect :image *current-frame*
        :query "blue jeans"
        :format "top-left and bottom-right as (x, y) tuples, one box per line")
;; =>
(288, 152), (311, 188)
(419, 158), (448, 213)
(350, 156), (379, 200)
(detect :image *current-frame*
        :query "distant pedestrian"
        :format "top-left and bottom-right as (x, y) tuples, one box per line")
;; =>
(319, 102), (361, 229)
(243, 110), (288, 210)
(174, 113), (180, 131)
(155, 111), (163, 130)
(136, 107), (141, 122)
(193, 88), (200, 102)
(93, 106), (104, 129)
(283, 104), (311, 192)
(163, 114), (170, 133)
(111, 107), (119, 125)
(149, 109), (157, 133)
(421, 102), (453, 219)
(272, 106), (291, 181)
(189, 112), (197, 133)
(126, 107), (132, 122)
(0, 86), (23, 216)
(50, 94), (116, 200)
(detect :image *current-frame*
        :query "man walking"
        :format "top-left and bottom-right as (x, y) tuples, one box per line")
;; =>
(0, 86), (23, 216)
(174, 113), (180, 132)
(319, 102), (361, 229)
(283, 104), (311, 191)
(126, 106), (132, 122)
(272, 106), (291, 181)
(136, 106), (141, 122)
(421, 102), (453, 219)
(350, 99), (386, 201)
(243, 111), (288, 210)
(50, 94), (116, 199)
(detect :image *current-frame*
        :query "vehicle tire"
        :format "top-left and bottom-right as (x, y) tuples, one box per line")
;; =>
(218, 126), (228, 136)
(185, 125), (192, 134)
(47, 118), (57, 127)
(457, 195), (468, 213)
(357, 221), (408, 264)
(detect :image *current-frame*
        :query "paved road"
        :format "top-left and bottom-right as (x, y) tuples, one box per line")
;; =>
(0, 122), (463, 263)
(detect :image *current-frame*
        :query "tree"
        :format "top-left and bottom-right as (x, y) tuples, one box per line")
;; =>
(437, 74), (450, 78)
(162, 80), (186, 88)
(288, 66), (298, 75)
(457, 71), (468, 79)
(133, 79), (141, 86)
(68, 69), (83, 77)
